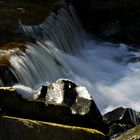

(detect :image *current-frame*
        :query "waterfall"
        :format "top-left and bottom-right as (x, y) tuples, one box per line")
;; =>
(1, 3), (140, 114)
(20, 2), (84, 54)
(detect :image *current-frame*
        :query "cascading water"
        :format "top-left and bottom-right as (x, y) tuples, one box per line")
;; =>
(2, 2), (140, 114)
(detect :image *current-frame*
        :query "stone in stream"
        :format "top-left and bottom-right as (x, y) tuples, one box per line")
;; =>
(36, 79), (92, 115)
(35, 78), (109, 134)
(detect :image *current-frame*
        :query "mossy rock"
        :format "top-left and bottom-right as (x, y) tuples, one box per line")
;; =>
(0, 116), (107, 140)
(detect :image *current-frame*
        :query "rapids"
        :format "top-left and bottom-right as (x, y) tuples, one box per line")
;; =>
(1, 2), (140, 114)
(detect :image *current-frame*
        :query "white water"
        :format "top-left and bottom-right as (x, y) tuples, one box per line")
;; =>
(7, 3), (140, 114)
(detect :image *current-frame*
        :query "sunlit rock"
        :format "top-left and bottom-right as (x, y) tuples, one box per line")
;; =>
(35, 79), (109, 134)
(36, 79), (92, 115)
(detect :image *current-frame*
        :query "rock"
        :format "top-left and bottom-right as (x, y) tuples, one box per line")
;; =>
(0, 87), (72, 123)
(0, 83), (109, 134)
(37, 85), (48, 100)
(109, 123), (132, 137)
(36, 79), (93, 115)
(0, 116), (107, 140)
(111, 125), (140, 140)
(46, 79), (78, 107)
(0, 66), (16, 86)
(35, 79), (109, 133)
(103, 107), (140, 136)
(104, 107), (140, 126)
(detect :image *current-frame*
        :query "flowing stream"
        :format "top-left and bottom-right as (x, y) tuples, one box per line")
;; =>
(1, 2), (140, 114)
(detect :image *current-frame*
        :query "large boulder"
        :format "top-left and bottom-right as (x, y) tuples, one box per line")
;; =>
(0, 79), (109, 134)
(35, 79), (109, 134)
(36, 79), (96, 115)
(0, 116), (107, 140)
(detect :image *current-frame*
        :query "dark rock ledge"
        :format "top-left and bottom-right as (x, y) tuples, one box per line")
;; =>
(0, 79), (109, 140)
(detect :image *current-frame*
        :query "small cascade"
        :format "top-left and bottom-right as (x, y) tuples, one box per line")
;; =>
(9, 41), (72, 88)
(0, 48), (21, 86)
(20, 2), (84, 54)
